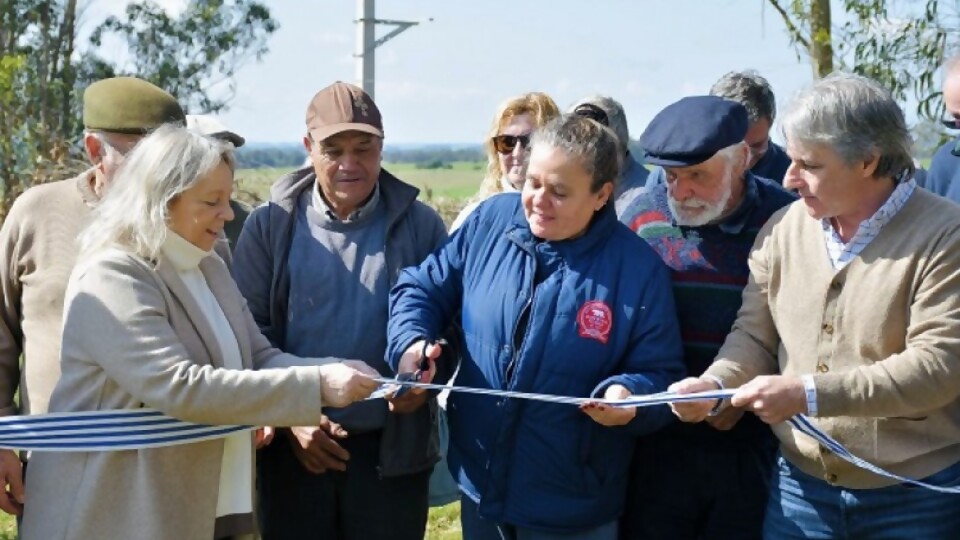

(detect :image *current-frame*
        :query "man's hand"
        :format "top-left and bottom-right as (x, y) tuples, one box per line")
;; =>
(387, 390), (429, 414)
(255, 426), (275, 449)
(287, 416), (350, 474)
(705, 405), (746, 431)
(668, 377), (722, 423)
(394, 340), (443, 395)
(580, 385), (637, 427)
(0, 449), (24, 515)
(317, 360), (380, 408)
(731, 375), (807, 425)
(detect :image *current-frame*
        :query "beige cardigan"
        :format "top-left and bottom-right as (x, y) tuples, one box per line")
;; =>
(705, 188), (960, 489)
(21, 247), (328, 540)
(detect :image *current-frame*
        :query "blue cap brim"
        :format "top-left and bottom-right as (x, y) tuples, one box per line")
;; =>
(643, 153), (713, 168)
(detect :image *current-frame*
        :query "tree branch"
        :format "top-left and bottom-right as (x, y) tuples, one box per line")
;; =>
(766, 0), (811, 49)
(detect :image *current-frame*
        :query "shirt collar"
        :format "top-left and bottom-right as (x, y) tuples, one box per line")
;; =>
(312, 181), (381, 222)
(819, 178), (916, 236)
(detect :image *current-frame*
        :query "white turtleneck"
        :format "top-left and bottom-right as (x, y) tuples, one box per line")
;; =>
(159, 231), (252, 520)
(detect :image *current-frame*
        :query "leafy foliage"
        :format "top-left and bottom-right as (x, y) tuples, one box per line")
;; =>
(767, 0), (955, 121)
(89, 0), (277, 113)
(0, 0), (277, 219)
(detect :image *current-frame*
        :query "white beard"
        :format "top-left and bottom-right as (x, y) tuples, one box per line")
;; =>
(668, 166), (735, 227)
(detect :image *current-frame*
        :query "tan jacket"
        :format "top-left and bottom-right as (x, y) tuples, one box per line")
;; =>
(21, 248), (327, 540)
(705, 189), (960, 489)
(0, 171), (233, 418)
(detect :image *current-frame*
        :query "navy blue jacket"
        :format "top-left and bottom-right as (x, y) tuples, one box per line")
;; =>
(750, 141), (791, 184)
(923, 138), (960, 203)
(387, 194), (684, 531)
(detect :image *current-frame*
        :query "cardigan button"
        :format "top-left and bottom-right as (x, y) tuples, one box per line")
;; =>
(825, 473), (838, 484)
(822, 323), (834, 335)
(831, 280), (843, 290)
(817, 364), (829, 373)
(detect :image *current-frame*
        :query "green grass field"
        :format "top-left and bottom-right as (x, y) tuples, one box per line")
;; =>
(234, 161), (483, 228)
(234, 161), (484, 204)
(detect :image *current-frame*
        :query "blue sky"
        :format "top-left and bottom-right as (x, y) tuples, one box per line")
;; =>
(91, 1), (819, 145)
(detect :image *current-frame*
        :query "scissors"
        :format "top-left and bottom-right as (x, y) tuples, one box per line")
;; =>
(392, 341), (432, 399)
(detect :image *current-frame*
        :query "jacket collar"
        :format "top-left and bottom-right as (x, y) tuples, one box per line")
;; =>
(716, 171), (761, 234)
(270, 166), (419, 231)
(154, 252), (252, 369)
(506, 195), (618, 257)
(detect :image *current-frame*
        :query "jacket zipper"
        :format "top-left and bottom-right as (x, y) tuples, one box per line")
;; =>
(506, 259), (536, 387)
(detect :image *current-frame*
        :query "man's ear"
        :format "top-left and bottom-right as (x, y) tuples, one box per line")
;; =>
(861, 153), (880, 179)
(83, 132), (103, 167)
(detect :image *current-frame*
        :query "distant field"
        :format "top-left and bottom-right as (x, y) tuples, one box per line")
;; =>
(234, 161), (483, 228)
(234, 161), (483, 204)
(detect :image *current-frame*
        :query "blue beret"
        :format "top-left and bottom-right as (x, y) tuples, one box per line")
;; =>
(639, 96), (749, 167)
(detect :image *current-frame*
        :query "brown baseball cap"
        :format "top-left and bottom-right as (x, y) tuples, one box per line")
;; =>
(305, 81), (383, 141)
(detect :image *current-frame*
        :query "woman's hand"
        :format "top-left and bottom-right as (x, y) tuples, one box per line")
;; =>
(393, 340), (443, 395)
(317, 360), (380, 408)
(580, 384), (636, 426)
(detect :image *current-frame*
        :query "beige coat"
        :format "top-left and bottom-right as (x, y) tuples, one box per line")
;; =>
(0, 171), (233, 418)
(705, 188), (960, 489)
(21, 248), (328, 540)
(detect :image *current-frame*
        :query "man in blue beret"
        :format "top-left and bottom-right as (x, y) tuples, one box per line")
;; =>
(645, 70), (792, 188)
(618, 95), (796, 540)
(0, 77), (184, 519)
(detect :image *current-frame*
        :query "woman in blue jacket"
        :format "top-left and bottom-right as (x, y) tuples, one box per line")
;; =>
(387, 114), (685, 540)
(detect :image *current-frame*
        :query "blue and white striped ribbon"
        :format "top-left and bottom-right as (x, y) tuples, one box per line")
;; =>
(374, 377), (960, 494)
(0, 409), (248, 452)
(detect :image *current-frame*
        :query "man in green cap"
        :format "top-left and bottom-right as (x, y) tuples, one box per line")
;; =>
(0, 76), (184, 516)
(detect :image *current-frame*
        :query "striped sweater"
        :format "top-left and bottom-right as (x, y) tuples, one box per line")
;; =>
(620, 173), (796, 440)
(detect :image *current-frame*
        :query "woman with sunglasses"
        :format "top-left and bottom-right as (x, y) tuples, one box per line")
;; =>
(387, 114), (685, 539)
(450, 92), (560, 230)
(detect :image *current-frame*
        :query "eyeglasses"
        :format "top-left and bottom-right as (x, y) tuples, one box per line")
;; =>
(942, 115), (960, 130)
(573, 103), (610, 126)
(492, 134), (532, 154)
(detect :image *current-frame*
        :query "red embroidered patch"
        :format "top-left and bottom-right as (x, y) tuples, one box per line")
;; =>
(577, 300), (612, 344)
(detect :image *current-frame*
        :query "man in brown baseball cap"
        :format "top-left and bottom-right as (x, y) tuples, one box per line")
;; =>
(232, 81), (450, 540)
(0, 76), (184, 519)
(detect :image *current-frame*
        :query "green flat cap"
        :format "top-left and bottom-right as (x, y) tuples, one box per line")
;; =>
(83, 77), (185, 134)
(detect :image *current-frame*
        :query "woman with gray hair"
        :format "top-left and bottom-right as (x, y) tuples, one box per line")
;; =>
(671, 72), (960, 539)
(20, 125), (379, 540)
(387, 114), (685, 539)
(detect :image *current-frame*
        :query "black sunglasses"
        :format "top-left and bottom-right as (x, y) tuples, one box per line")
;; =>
(492, 134), (532, 154)
(573, 103), (610, 126)
(943, 116), (960, 130)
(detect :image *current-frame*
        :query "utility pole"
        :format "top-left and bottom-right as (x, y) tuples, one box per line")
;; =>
(354, 0), (427, 100)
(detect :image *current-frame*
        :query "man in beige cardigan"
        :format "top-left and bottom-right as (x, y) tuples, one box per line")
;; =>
(671, 73), (960, 538)
(0, 76), (185, 515)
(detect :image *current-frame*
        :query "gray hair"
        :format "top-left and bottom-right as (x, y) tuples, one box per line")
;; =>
(569, 95), (630, 156)
(79, 123), (235, 260)
(781, 72), (914, 181)
(531, 113), (621, 192)
(717, 141), (748, 169)
(710, 70), (777, 123)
